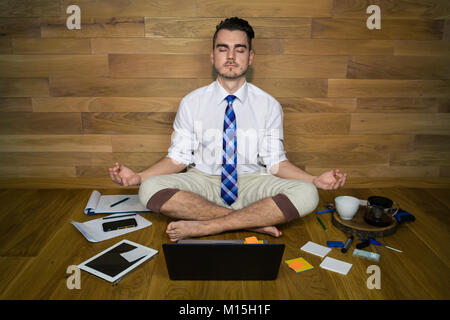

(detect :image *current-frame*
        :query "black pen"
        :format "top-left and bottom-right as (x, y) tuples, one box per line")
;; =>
(341, 235), (354, 253)
(103, 213), (136, 220)
(110, 197), (130, 208)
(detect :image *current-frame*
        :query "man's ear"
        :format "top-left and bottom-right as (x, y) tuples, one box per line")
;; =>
(249, 49), (254, 66)
(210, 50), (214, 65)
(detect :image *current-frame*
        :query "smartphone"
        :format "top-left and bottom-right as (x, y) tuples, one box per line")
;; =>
(102, 218), (137, 232)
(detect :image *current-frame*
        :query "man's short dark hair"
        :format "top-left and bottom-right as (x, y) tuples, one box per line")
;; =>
(213, 17), (255, 51)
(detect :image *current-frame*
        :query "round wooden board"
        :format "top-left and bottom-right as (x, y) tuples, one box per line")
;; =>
(331, 207), (398, 238)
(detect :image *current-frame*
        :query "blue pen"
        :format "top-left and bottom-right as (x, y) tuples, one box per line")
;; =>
(316, 208), (336, 214)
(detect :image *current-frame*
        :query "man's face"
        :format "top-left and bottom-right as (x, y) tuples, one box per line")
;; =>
(211, 29), (254, 81)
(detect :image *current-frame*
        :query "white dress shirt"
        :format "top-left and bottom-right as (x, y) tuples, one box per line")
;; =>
(167, 80), (288, 175)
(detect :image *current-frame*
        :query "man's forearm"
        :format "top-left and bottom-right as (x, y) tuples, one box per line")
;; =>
(270, 160), (316, 183)
(137, 156), (187, 183)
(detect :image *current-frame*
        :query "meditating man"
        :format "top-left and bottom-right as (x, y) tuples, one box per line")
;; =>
(108, 17), (347, 242)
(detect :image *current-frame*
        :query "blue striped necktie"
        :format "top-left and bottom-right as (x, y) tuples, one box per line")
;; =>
(221, 95), (238, 206)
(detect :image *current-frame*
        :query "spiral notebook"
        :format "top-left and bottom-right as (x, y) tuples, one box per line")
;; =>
(84, 190), (151, 215)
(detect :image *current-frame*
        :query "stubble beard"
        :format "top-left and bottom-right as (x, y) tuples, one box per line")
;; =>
(214, 63), (248, 80)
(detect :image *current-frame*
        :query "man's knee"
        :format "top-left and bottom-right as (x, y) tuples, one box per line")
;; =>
(272, 193), (300, 222)
(301, 182), (319, 215)
(138, 176), (180, 213)
(275, 181), (319, 221)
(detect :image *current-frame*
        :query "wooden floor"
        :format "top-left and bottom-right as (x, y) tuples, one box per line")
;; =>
(0, 187), (449, 300)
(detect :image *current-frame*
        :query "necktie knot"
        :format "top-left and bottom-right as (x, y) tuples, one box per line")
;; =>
(226, 95), (236, 104)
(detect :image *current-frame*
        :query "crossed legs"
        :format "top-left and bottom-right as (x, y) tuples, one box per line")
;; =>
(139, 170), (319, 242)
(159, 190), (286, 241)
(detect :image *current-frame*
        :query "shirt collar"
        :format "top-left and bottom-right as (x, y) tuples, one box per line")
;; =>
(214, 79), (248, 105)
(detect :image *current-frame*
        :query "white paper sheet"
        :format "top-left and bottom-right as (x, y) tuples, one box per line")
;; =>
(320, 257), (353, 275)
(120, 247), (154, 263)
(300, 241), (331, 258)
(71, 214), (152, 242)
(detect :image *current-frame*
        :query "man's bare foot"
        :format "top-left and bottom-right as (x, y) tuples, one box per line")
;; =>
(166, 220), (211, 242)
(247, 226), (282, 237)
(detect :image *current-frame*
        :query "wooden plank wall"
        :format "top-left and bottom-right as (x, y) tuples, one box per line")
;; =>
(0, 0), (449, 188)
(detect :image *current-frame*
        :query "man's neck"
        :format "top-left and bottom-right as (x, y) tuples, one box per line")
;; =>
(217, 76), (246, 94)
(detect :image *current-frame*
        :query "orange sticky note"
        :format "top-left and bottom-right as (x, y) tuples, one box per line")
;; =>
(244, 236), (259, 244)
(285, 257), (314, 273)
(289, 260), (305, 270)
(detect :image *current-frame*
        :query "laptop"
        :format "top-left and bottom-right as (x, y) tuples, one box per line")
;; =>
(162, 240), (285, 280)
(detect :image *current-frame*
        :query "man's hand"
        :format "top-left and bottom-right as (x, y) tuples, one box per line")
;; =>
(108, 162), (142, 187)
(271, 160), (347, 190)
(312, 169), (347, 190)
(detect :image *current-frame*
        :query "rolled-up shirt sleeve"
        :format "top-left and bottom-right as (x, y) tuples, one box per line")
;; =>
(258, 101), (288, 171)
(167, 99), (196, 165)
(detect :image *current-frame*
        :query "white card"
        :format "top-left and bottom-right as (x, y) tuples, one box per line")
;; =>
(300, 241), (331, 258)
(120, 247), (152, 263)
(320, 257), (353, 275)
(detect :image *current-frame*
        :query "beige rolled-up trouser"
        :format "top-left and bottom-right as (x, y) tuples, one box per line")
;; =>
(138, 167), (319, 221)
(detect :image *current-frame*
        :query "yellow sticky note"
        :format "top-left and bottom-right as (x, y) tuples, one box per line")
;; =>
(244, 236), (260, 244)
(285, 257), (314, 273)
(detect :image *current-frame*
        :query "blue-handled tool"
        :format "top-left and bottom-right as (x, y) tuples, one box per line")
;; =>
(394, 209), (415, 223)
(327, 241), (344, 248)
(358, 238), (382, 246)
(358, 238), (403, 253)
(356, 238), (371, 249)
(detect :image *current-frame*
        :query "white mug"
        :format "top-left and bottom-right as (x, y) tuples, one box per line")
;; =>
(335, 196), (360, 220)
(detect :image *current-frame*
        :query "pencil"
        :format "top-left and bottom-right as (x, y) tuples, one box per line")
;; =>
(317, 217), (327, 231)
